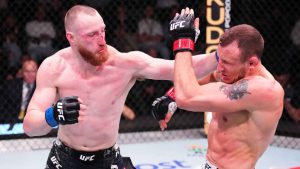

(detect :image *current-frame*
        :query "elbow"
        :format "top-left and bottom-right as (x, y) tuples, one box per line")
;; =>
(176, 100), (189, 110)
(175, 94), (191, 110)
(23, 118), (40, 137)
(23, 121), (34, 137)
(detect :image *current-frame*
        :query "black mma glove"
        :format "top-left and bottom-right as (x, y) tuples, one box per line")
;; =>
(151, 88), (178, 121)
(169, 9), (196, 54)
(45, 96), (80, 127)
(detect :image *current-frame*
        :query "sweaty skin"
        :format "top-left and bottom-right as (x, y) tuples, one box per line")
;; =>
(23, 6), (217, 151)
(171, 9), (284, 169)
(174, 51), (283, 169)
(206, 75), (283, 169)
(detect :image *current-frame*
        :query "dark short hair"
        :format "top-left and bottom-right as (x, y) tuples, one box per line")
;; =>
(219, 24), (264, 62)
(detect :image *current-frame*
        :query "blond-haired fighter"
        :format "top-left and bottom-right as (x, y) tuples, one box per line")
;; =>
(23, 5), (217, 169)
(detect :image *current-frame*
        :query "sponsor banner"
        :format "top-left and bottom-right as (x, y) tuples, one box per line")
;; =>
(205, 0), (231, 53)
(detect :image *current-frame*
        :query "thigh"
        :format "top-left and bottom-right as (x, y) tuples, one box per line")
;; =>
(103, 149), (124, 169)
(122, 157), (136, 169)
(45, 144), (71, 169)
(45, 147), (62, 169)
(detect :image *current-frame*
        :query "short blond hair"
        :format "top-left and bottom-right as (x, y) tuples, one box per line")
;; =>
(64, 5), (98, 31)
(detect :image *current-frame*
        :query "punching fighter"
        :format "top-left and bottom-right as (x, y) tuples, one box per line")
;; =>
(23, 5), (217, 169)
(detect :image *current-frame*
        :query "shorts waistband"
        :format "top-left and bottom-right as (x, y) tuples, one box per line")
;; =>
(54, 139), (119, 163)
(205, 160), (218, 169)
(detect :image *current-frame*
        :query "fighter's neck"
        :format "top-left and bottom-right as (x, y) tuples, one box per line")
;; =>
(247, 64), (273, 80)
(69, 49), (99, 72)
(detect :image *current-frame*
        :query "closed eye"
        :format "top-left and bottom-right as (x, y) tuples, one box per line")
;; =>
(220, 59), (229, 64)
(87, 32), (97, 37)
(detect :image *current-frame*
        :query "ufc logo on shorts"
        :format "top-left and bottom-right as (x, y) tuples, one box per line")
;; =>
(79, 154), (95, 161)
(170, 21), (185, 30)
(50, 156), (62, 169)
(57, 102), (65, 121)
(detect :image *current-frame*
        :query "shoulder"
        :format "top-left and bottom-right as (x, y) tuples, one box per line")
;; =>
(245, 76), (284, 109)
(38, 48), (70, 77)
(107, 45), (119, 55)
(248, 76), (283, 97)
(113, 47), (151, 66)
(111, 48), (157, 77)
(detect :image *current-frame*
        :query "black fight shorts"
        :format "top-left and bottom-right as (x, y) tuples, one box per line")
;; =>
(45, 139), (124, 169)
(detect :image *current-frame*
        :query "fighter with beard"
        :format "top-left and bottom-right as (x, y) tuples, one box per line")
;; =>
(23, 5), (218, 169)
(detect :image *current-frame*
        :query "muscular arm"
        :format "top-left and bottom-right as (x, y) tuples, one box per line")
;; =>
(23, 58), (58, 136)
(128, 51), (217, 81)
(174, 52), (279, 113)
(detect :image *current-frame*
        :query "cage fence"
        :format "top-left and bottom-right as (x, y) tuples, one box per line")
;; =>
(0, 0), (299, 151)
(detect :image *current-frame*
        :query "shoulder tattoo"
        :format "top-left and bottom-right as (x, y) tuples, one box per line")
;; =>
(219, 79), (251, 100)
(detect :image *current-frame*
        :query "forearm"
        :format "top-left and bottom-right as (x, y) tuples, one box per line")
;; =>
(170, 8), (208, 105)
(174, 51), (199, 106)
(23, 109), (53, 137)
(192, 52), (218, 79)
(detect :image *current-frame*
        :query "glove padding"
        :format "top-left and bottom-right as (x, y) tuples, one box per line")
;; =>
(151, 96), (177, 121)
(152, 87), (177, 121)
(45, 96), (80, 127)
(169, 8), (196, 54)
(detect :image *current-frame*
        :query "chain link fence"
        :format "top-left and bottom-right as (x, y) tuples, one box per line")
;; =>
(0, 0), (299, 151)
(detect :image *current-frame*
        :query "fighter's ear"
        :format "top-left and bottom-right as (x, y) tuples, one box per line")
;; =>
(248, 56), (259, 68)
(66, 32), (74, 43)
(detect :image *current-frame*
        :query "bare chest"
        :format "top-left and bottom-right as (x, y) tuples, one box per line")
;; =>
(209, 111), (251, 139)
(54, 65), (135, 107)
(214, 111), (249, 127)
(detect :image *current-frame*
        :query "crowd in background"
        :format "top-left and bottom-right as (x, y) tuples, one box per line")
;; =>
(0, 0), (299, 135)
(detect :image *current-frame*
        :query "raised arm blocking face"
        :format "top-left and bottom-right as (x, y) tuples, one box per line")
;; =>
(175, 76), (281, 113)
(173, 22), (285, 168)
(174, 41), (283, 114)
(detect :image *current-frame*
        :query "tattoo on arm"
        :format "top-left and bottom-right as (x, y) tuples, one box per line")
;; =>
(219, 79), (251, 100)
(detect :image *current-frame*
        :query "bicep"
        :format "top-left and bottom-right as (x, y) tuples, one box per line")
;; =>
(130, 51), (174, 80)
(182, 82), (250, 113)
(28, 86), (57, 114)
(27, 62), (57, 115)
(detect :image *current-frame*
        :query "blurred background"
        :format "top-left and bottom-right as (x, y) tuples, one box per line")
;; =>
(0, 0), (299, 151)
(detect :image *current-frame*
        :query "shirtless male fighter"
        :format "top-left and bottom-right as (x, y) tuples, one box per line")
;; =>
(151, 8), (284, 169)
(23, 5), (217, 169)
